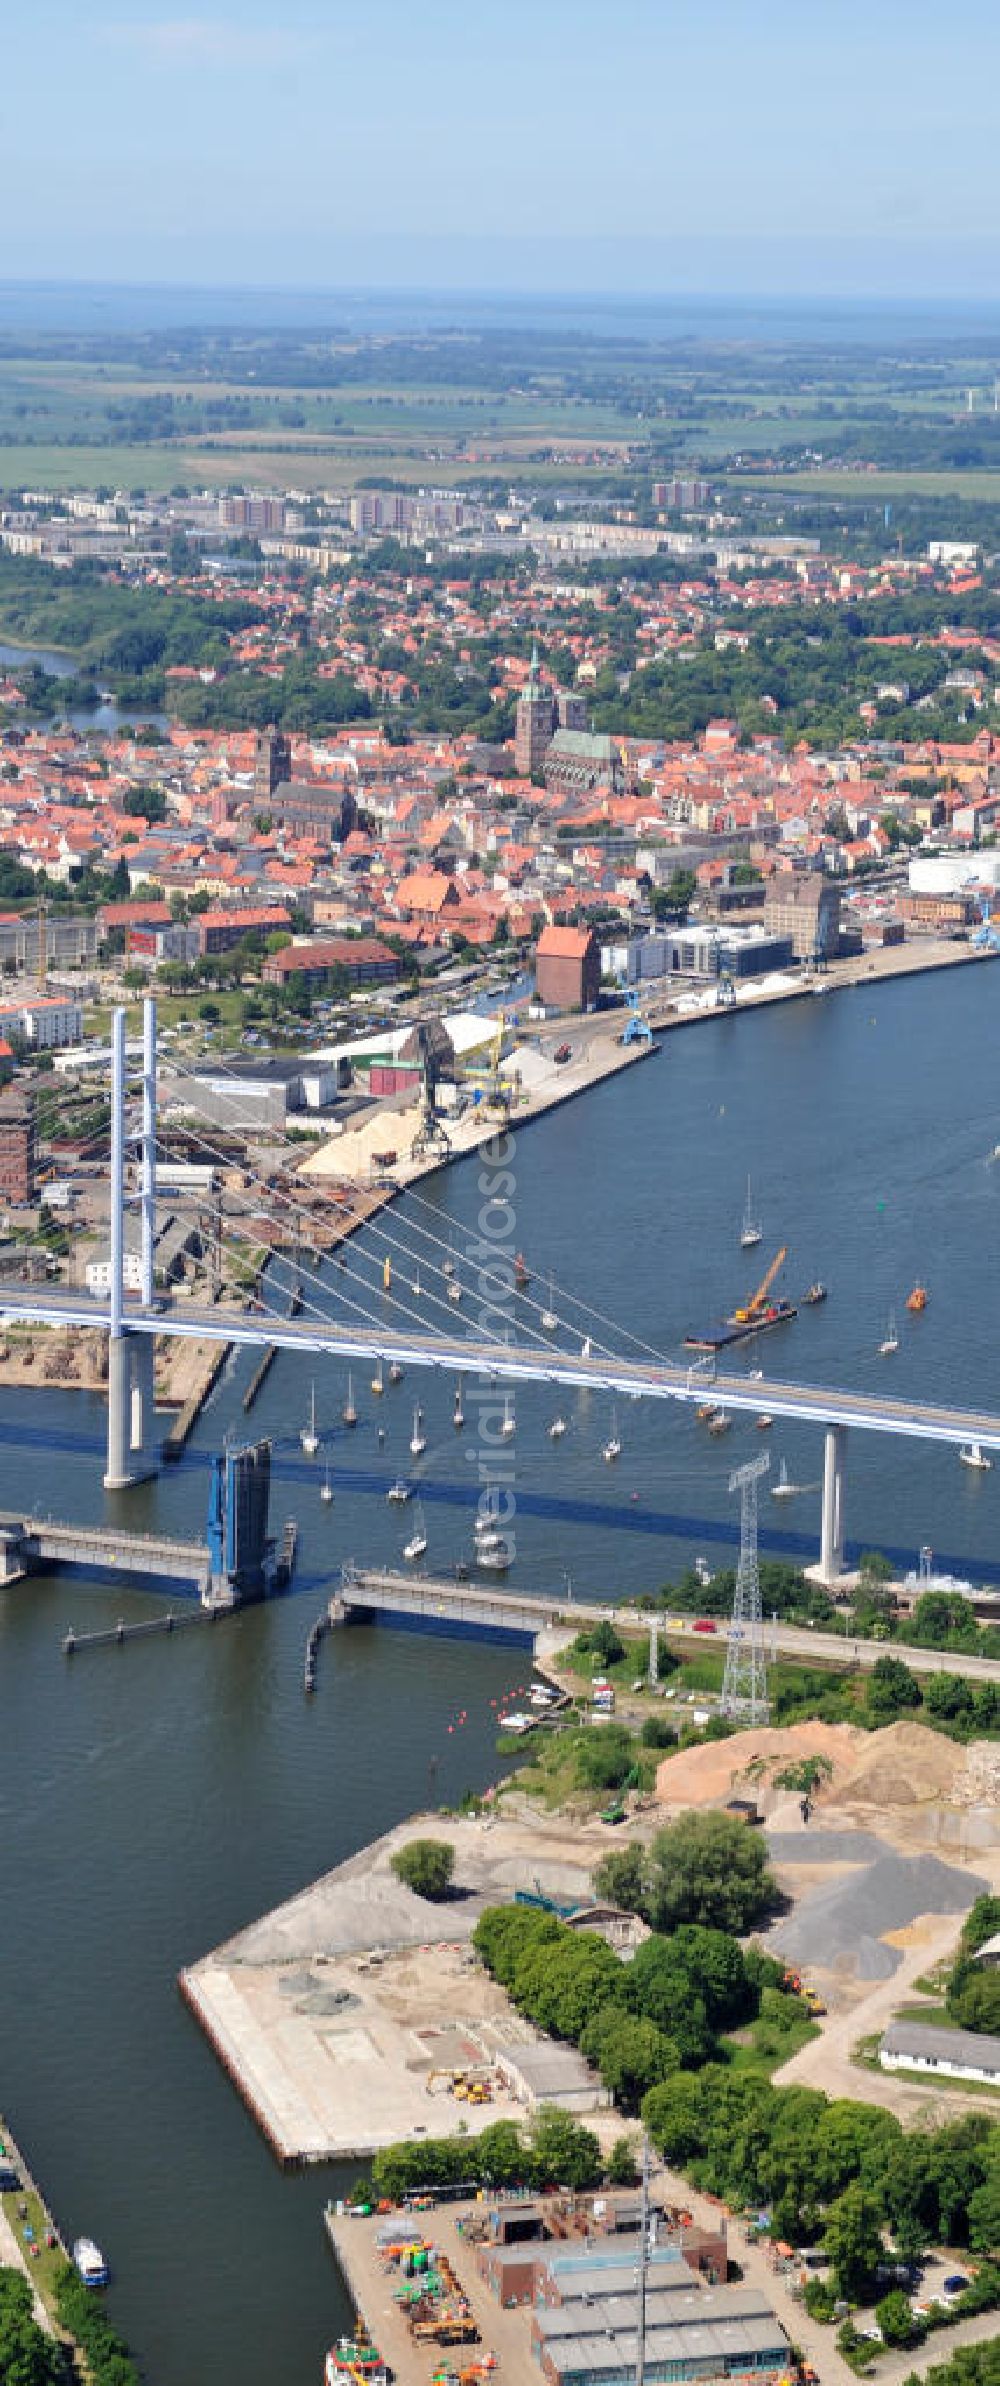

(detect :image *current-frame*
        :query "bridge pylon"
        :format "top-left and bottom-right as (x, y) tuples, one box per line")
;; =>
(103, 1002), (158, 1490)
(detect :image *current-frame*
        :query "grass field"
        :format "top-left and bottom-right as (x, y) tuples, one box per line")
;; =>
(723, 467), (1000, 504)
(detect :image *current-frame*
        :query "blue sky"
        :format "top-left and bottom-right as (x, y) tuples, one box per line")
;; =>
(3, 0), (997, 294)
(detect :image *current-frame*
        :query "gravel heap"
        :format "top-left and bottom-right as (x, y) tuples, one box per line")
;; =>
(769, 1850), (987, 1981)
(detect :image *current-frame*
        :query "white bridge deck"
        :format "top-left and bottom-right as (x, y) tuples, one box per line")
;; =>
(2, 1286), (999, 1453)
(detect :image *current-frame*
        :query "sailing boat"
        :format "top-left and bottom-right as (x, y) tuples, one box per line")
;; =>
(403, 1500), (428, 1562)
(300, 1382), (319, 1456)
(453, 1381), (465, 1429)
(319, 1466), (333, 1505)
(342, 1373), (357, 1428)
(371, 1357), (385, 1396)
(602, 1406), (622, 1463)
(409, 1404), (427, 1458)
(580, 1336), (592, 1358)
(740, 1175), (762, 1250)
(412, 1269), (422, 1297)
(541, 1275), (558, 1332)
(447, 1264), (463, 1305)
(770, 1458), (797, 1500)
(500, 1395), (515, 1440)
(548, 1413), (567, 1440)
(960, 1442), (992, 1471)
(879, 1310), (899, 1356)
(389, 1359), (403, 1385)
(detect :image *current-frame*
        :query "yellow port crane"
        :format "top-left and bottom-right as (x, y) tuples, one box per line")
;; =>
(732, 1244), (787, 1326)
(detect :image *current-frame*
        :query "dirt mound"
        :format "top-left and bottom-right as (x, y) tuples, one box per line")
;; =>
(655, 1720), (867, 1809)
(830, 1721), (968, 1811)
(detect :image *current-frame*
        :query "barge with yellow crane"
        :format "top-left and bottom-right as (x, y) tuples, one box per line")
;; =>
(685, 1246), (798, 1352)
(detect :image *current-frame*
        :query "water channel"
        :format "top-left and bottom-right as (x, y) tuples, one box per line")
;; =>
(0, 638), (169, 734)
(1, 957), (999, 2383)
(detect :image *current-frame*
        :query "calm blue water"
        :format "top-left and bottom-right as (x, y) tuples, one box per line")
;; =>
(0, 956), (998, 2386)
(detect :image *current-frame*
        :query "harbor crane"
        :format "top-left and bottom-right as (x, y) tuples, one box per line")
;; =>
(732, 1245), (788, 1327)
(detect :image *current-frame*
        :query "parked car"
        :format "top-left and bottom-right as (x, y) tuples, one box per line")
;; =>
(693, 1618), (717, 1634)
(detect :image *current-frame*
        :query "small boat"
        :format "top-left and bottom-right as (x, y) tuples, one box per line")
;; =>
(447, 1273), (463, 1305)
(500, 1395), (515, 1440)
(770, 1458), (798, 1500)
(387, 1479), (411, 1504)
(409, 1404), (427, 1457)
(498, 1709), (533, 1733)
(72, 2238), (108, 2288)
(694, 1556), (712, 1587)
(907, 1284), (928, 1313)
(403, 1502), (427, 1562)
(602, 1406), (622, 1463)
(740, 1174), (762, 1250)
(443, 1250), (455, 1278)
(542, 1274), (558, 1332)
(697, 1402), (719, 1423)
(548, 1414), (567, 1440)
(388, 1360), (403, 1385)
(707, 1409), (731, 1435)
(747, 1368), (764, 1381)
(474, 1510), (499, 1539)
(879, 1310), (899, 1356)
(300, 1382), (319, 1456)
(371, 1358), (384, 1397)
(453, 1382), (465, 1429)
(411, 1270), (422, 1297)
(803, 1282), (827, 1306)
(319, 1467), (333, 1505)
(514, 1251), (531, 1290)
(382, 1257), (392, 1293)
(756, 1413), (773, 1430)
(325, 2327), (391, 2386)
(476, 1535), (512, 1572)
(342, 1373), (357, 1427)
(960, 1442), (993, 1471)
(580, 1336), (592, 1358)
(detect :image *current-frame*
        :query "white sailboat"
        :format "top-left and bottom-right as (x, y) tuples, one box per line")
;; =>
(548, 1413), (567, 1440)
(500, 1395), (515, 1440)
(602, 1405), (622, 1463)
(580, 1336), (592, 1358)
(447, 1268), (463, 1305)
(542, 1275), (558, 1332)
(389, 1359), (403, 1385)
(879, 1311), (899, 1356)
(387, 1478), (411, 1504)
(300, 1382), (319, 1456)
(453, 1381), (465, 1429)
(319, 1466), (333, 1505)
(740, 1175), (762, 1251)
(371, 1357), (385, 1396)
(412, 1269), (422, 1297)
(342, 1373), (357, 1427)
(475, 1533), (512, 1572)
(770, 1458), (798, 1500)
(403, 1501), (428, 1563)
(960, 1442), (992, 1471)
(409, 1404), (427, 1458)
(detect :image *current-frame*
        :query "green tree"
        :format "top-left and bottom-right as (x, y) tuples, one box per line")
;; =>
(822, 2182), (885, 2300)
(874, 2287), (924, 2348)
(581, 2005), (679, 2110)
(867, 1653), (921, 1721)
(607, 2135), (639, 2186)
(529, 2106), (602, 2191)
(390, 1838), (455, 1901)
(645, 1810), (779, 1934)
(591, 1845), (649, 1915)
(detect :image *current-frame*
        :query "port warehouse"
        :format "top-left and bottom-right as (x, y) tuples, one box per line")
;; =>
(338, 2194), (792, 2386)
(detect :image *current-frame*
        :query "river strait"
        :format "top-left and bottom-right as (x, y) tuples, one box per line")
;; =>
(1, 956), (999, 2384)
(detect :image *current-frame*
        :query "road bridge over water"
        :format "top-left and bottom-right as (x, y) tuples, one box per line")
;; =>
(3, 1000), (999, 1585)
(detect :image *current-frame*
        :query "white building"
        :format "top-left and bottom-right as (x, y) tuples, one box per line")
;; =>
(0, 997), (83, 1050)
(85, 1248), (144, 1297)
(880, 2020), (1000, 2085)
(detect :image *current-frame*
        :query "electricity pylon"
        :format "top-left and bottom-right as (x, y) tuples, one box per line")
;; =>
(721, 1450), (770, 1725)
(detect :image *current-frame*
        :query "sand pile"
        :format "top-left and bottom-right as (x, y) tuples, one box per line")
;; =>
(770, 1848), (986, 1981)
(655, 1720), (868, 1809)
(830, 1722), (968, 1812)
(954, 1743), (1000, 1808)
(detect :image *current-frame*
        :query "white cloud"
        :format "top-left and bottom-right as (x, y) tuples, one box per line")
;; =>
(101, 18), (314, 67)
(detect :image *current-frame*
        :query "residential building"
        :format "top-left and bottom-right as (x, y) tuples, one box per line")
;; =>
(0, 996), (83, 1050)
(881, 2020), (1000, 2085)
(261, 936), (400, 990)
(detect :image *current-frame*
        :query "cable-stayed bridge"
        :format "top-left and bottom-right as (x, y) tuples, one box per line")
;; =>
(2, 1000), (997, 1583)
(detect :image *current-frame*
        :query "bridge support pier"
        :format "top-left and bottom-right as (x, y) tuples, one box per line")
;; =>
(819, 1423), (848, 1581)
(105, 1336), (156, 1491)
